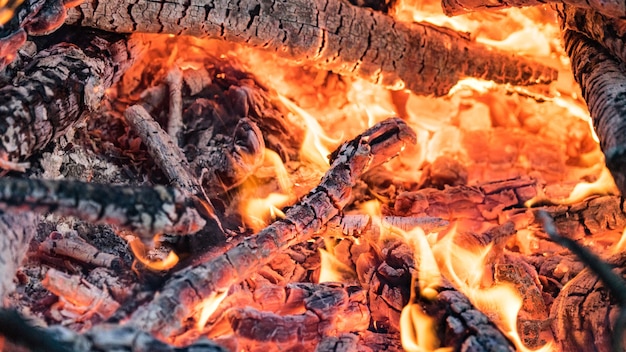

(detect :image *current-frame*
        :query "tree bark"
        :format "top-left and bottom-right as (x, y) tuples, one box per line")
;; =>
(65, 0), (557, 97)
(561, 27), (626, 195)
(126, 117), (417, 339)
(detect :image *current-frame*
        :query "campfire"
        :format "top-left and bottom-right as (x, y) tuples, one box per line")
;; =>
(0, 0), (625, 351)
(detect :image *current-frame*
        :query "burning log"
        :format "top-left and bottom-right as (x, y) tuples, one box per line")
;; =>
(441, 0), (626, 19)
(0, 177), (210, 242)
(561, 27), (626, 195)
(65, 0), (557, 96)
(126, 117), (417, 339)
(0, 29), (137, 171)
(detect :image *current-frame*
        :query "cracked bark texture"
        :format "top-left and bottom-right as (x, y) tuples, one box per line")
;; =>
(0, 29), (137, 168)
(0, 177), (209, 242)
(562, 27), (626, 195)
(0, 211), (37, 302)
(126, 117), (417, 339)
(550, 252), (626, 351)
(441, 0), (626, 19)
(65, 0), (556, 96)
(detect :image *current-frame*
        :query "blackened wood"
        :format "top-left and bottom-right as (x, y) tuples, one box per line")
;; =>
(441, 0), (626, 18)
(126, 117), (417, 339)
(65, 0), (556, 96)
(558, 5), (626, 71)
(0, 177), (209, 241)
(0, 29), (136, 168)
(562, 28), (626, 195)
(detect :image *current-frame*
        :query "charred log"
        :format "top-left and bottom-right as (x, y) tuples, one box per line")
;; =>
(65, 0), (556, 96)
(561, 28), (626, 196)
(0, 29), (137, 170)
(441, 0), (626, 19)
(126, 117), (417, 339)
(0, 211), (37, 301)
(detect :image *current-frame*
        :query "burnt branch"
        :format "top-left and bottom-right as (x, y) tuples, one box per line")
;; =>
(0, 211), (37, 300)
(441, 0), (626, 19)
(0, 177), (209, 242)
(561, 28), (626, 195)
(0, 29), (137, 170)
(126, 117), (417, 339)
(65, 0), (556, 96)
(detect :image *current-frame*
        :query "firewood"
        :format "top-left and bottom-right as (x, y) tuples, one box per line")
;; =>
(0, 211), (37, 301)
(125, 117), (417, 339)
(441, 0), (626, 19)
(561, 28), (626, 196)
(38, 232), (123, 270)
(0, 29), (137, 171)
(558, 5), (626, 66)
(0, 177), (210, 242)
(65, 0), (557, 97)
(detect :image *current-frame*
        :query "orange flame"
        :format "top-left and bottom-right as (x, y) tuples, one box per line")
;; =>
(196, 290), (229, 330)
(128, 236), (179, 271)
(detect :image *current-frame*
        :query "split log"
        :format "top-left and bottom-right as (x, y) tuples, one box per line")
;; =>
(441, 0), (626, 19)
(65, 0), (557, 97)
(561, 28), (626, 195)
(126, 117), (417, 339)
(0, 211), (37, 302)
(0, 177), (211, 242)
(0, 29), (137, 170)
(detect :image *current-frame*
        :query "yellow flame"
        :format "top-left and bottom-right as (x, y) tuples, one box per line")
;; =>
(401, 302), (451, 352)
(0, 0), (23, 25)
(241, 192), (291, 232)
(263, 149), (292, 192)
(525, 167), (618, 206)
(432, 229), (553, 352)
(128, 236), (179, 271)
(318, 247), (356, 283)
(613, 227), (626, 254)
(196, 290), (228, 330)
(278, 95), (342, 168)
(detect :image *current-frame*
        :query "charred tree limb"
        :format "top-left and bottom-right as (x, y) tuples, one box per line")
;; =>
(0, 178), (209, 242)
(0, 211), (37, 301)
(0, 29), (137, 170)
(558, 5), (626, 67)
(441, 0), (626, 19)
(126, 117), (417, 339)
(65, 0), (556, 96)
(561, 28), (626, 195)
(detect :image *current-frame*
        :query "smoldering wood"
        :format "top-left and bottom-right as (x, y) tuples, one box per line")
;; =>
(38, 233), (123, 269)
(222, 283), (369, 350)
(0, 29), (137, 170)
(539, 211), (626, 352)
(441, 0), (626, 19)
(558, 5), (626, 67)
(0, 211), (37, 302)
(65, 0), (556, 97)
(0, 177), (210, 241)
(126, 117), (417, 339)
(561, 28), (626, 196)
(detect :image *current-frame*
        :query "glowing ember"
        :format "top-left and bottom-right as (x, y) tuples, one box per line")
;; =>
(196, 291), (229, 330)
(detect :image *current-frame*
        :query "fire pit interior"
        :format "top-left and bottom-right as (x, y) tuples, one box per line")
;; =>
(0, 0), (625, 351)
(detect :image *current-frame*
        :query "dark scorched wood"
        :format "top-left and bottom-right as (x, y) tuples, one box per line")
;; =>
(126, 117), (417, 339)
(0, 29), (137, 170)
(65, 0), (557, 96)
(0, 177), (209, 242)
(561, 27), (626, 196)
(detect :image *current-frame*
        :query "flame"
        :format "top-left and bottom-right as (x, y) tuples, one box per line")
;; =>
(196, 290), (229, 330)
(526, 166), (618, 206)
(432, 228), (553, 352)
(262, 149), (292, 192)
(0, 0), (22, 25)
(318, 246), (357, 283)
(613, 227), (626, 254)
(241, 192), (291, 232)
(128, 236), (179, 271)
(278, 95), (342, 168)
(401, 302), (451, 352)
